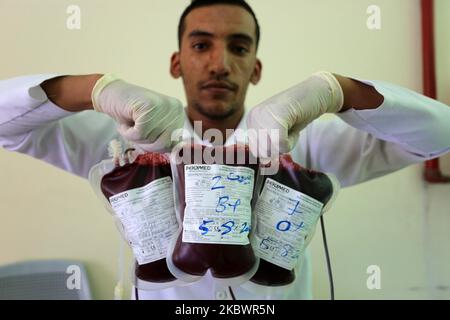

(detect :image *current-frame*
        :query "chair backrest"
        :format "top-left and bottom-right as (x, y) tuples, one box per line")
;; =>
(0, 260), (92, 300)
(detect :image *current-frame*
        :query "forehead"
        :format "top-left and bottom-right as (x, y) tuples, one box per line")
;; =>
(184, 4), (256, 40)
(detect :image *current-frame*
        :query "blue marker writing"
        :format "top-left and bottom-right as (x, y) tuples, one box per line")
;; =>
(199, 219), (214, 235)
(211, 176), (225, 190)
(221, 221), (235, 235)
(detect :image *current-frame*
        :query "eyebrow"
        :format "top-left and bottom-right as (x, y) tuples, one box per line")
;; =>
(188, 30), (254, 45)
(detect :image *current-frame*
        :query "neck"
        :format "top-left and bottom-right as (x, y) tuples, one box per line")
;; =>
(187, 106), (245, 144)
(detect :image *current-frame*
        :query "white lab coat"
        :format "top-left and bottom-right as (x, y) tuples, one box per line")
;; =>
(1, 74), (449, 300)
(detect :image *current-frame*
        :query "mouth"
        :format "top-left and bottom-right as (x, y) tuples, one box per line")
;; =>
(201, 81), (237, 94)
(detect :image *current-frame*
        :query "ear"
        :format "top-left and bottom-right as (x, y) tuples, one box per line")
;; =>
(170, 52), (182, 79)
(250, 59), (262, 85)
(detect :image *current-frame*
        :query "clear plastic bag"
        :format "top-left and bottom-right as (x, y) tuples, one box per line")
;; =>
(243, 154), (340, 294)
(167, 143), (262, 287)
(88, 141), (181, 290)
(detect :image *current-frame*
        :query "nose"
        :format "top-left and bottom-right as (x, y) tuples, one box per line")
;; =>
(208, 45), (231, 78)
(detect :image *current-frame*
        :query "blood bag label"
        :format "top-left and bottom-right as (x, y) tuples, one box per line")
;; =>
(252, 178), (324, 270)
(183, 164), (255, 245)
(109, 176), (178, 265)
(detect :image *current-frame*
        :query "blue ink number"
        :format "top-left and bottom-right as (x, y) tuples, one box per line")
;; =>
(280, 245), (289, 257)
(276, 220), (291, 232)
(211, 176), (225, 190)
(199, 220), (214, 235)
(260, 238), (270, 250)
(287, 200), (301, 215)
(221, 221), (235, 235)
(276, 220), (304, 232)
(240, 222), (251, 233)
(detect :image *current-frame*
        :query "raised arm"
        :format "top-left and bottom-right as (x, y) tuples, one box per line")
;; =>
(246, 72), (450, 187)
(247, 72), (450, 157)
(0, 74), (185, 178)
(40, 74), (102, 112)
(333, 74), (384, 112)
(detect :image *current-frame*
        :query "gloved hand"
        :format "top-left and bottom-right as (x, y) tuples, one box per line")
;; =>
(246, 71), (344, 156)
(92, 74), (184, 151)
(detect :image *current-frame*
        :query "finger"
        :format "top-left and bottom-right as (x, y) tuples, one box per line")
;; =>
(118, 124), (142, 142)
(248, 121), (289, 158)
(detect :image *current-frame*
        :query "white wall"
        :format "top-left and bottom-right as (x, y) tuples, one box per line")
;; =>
(0, 0), (449, 299)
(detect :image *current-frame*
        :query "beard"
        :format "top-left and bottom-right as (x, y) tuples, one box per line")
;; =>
(192, 101), (241, 121)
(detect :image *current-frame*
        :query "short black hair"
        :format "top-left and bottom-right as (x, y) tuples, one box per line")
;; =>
(178, 0), (260, 50)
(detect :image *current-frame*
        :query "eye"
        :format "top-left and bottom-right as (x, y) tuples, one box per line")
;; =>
(231, 45), (249, 55)
(192, 43), (209, 51)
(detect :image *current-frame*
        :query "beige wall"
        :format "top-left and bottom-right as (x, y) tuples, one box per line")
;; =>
(0, 0), (449, 299)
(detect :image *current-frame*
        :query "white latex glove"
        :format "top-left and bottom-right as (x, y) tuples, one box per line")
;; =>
(246, 71), (344, 156)
(92, 74), (184, 151)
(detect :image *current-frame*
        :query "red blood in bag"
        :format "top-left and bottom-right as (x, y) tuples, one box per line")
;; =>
(250, 154), (334, 286)
(172, 144), (258, 278)
(101, 153), (176, 283)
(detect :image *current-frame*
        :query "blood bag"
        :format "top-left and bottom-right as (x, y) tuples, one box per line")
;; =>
(167, 143), (261, 286)
(89, 141), (180, 290)
(248, 154), (340, 289)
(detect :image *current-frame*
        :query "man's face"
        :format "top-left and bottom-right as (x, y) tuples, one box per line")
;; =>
(171, 4), (262, 120)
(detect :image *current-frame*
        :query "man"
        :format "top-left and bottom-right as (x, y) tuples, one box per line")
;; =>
(0, 0), (449, 299)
